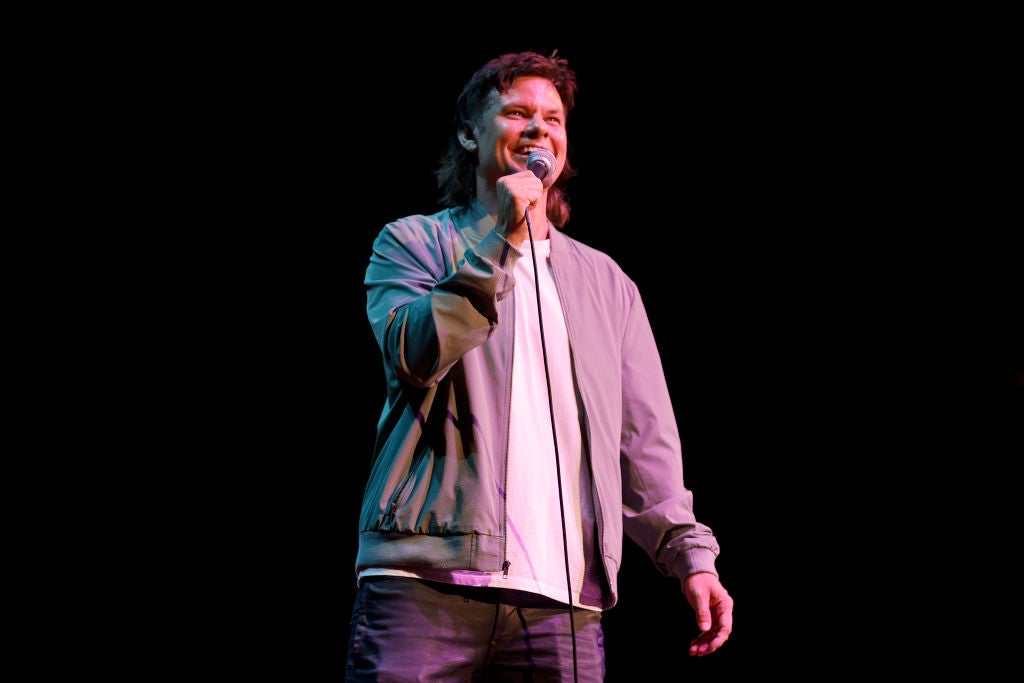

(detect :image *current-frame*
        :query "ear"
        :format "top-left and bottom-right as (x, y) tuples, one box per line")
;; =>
(457, 129), (477, 151)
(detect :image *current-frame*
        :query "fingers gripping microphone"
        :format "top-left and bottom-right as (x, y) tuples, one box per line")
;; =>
(527, 149), (556, 180)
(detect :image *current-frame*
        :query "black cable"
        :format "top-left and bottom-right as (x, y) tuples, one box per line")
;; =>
(523, 208), (579, 683)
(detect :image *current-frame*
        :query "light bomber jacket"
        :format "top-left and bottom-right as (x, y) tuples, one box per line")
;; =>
(359, 199), (720, 609)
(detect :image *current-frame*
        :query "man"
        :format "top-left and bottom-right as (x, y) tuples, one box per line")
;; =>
(347, 50), (733, 682)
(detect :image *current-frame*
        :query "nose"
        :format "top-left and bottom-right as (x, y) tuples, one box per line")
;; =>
(523, 115), (548, 137)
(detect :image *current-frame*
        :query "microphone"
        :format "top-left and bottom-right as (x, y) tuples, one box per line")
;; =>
(527, 149), (556, 180)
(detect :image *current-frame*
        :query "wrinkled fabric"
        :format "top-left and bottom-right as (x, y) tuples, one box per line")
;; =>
(358, 199), (720, 609)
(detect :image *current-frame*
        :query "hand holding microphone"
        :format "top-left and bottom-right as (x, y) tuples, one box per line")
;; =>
(496, 149), (556, 244)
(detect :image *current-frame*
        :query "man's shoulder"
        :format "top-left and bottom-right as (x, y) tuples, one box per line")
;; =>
(553, 230), (622, 268)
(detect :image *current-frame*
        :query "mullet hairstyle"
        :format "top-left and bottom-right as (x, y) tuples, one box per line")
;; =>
(435, 51), (578, 228)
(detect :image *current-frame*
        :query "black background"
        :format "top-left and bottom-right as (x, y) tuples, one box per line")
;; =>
(172, 23), (1020, 681)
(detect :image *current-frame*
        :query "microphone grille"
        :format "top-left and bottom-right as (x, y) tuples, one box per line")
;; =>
(526, 149), (556, 180)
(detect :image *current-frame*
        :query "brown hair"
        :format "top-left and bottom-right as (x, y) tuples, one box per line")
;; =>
(435, 51), (578, 227)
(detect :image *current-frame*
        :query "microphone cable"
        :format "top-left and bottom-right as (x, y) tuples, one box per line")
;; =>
(523, 203), (580, 683)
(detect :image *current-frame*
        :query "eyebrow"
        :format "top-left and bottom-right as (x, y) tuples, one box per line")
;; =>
(499, 100), (565, 117)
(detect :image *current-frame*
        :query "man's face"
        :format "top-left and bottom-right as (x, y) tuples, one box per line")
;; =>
(469, 76), (567, 188)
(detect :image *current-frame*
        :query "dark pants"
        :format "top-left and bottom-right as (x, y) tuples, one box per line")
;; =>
(346, 576), (605, 682)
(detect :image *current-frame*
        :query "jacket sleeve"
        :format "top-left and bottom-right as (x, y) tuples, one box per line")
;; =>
(365, 215), (521, 388)
(618, 286), (721, 580)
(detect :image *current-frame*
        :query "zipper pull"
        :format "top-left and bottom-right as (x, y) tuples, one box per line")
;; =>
(502, 560), (510, 577)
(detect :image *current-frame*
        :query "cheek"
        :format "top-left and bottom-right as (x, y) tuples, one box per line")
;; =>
(553, 133), (569, 160)
(495, 118), (527, 138)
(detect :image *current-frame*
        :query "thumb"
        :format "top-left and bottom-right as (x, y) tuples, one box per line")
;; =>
(694, 602), (712, 633)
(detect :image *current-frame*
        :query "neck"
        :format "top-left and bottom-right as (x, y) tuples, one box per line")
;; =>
(521, 205), (550, 241)
(476, 188), (550, 243)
